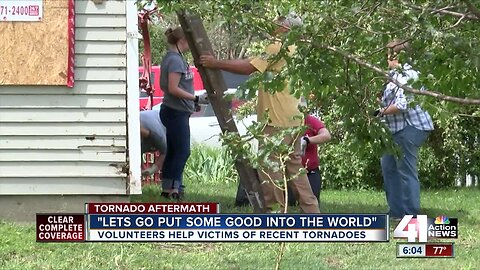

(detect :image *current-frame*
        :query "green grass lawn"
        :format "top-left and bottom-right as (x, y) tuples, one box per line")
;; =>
(0, 179), (478, 270)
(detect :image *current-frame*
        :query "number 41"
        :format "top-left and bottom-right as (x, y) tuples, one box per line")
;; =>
(393, 215), (428, 242)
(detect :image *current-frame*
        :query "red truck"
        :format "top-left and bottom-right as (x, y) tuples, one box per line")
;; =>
(138, 65), (205, 110)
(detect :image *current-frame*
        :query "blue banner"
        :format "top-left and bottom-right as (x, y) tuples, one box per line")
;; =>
(88, 214), (387, 230)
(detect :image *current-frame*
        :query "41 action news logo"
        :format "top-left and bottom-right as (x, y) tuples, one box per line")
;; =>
(393, 215), (458, 242)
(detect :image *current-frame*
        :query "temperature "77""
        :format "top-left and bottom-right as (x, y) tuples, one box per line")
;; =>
(433, 246), (447, 254)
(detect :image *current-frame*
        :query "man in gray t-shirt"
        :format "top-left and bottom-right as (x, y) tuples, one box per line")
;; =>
(140, 110), (166, 176)
(160, 51), (196, 113)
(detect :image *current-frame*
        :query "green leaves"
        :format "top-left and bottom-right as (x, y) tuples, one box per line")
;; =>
(160, 0), (480, 188)
(184, 144), (239, 184)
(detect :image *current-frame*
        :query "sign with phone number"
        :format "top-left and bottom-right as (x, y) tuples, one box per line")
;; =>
(0, 0), (43, 21)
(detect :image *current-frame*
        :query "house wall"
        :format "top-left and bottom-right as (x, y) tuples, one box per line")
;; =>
(0, 1), (140, 221)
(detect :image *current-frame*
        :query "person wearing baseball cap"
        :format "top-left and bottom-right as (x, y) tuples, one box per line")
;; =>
(200, 13), (320, 213)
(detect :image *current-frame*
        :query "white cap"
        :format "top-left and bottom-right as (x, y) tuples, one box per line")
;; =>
(275, 12), (303, 28)
(285, 12), (303, 27)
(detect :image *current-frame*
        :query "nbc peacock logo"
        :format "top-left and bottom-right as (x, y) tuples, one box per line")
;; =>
(428, 215), (458, 238)
(434, 216), (450, 225)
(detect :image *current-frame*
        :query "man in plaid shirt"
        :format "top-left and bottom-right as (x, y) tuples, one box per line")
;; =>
(376, 40), (434, 219)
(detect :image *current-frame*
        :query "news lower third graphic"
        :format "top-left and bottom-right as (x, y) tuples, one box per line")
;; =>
(36, 214), (85, 242)
(36, 203), (388, 243)
(393, 215), (458, 243)
(87, 214), (387, 242)
(393, 214), (457, 258)
(34, 203), (457, 258)
(396, 243), (455, 258)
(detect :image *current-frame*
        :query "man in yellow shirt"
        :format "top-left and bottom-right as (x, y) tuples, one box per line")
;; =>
(199, 13), (319, 213)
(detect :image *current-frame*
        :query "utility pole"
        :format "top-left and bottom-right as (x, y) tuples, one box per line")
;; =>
(177, 10), (266, 213)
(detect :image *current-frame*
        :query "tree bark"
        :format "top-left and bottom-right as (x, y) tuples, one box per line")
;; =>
(177, 10), (266, 213)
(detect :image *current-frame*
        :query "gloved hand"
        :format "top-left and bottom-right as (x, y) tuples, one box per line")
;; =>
(194, 103), (202, 112)
(373, 108), (383, 117)
(142, 164), (158, 176)
(195, 93), (209, 105)
(300, 136), (310, 156)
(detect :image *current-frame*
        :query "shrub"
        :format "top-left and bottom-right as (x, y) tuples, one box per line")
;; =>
(184, 144), (238, 184)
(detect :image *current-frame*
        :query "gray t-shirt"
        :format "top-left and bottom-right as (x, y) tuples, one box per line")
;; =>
(160, 51), (195, 113)
(140, 110), (166, 153)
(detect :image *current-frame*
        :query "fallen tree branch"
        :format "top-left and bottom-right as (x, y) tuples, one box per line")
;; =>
(458, 113), (480, 118)
(444, 14), (467, 30)
(322, 45), (480, 105)
(432, 5), (457, 13)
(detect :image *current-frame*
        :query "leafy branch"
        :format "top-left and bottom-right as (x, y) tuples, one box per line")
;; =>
(323, 45), (480, 105)
(400, 0), (480, 21)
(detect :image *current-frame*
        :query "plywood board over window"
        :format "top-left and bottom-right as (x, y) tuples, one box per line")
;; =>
(0, 0), (75, 87)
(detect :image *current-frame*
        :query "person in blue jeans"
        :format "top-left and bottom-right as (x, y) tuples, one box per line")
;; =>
(159, 26), (208, 200)
(375, 39), (434, 219)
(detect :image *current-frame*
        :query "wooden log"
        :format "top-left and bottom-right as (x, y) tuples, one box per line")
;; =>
(177, 10), (266, 213)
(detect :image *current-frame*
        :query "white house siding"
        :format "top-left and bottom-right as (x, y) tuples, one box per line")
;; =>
(0, 1), (135, 195)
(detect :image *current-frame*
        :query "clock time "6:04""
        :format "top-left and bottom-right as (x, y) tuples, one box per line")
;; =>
(397, 244), (425, 257)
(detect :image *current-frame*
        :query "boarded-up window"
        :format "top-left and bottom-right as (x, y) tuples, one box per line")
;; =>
(0, 0), (75, 87)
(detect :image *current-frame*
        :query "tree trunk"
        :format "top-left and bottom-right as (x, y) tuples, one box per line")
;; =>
(177, 10), (266, 213)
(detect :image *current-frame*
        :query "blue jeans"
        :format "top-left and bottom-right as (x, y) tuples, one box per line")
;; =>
(160, 105), (191, 193)
(381, 125), (429, 218)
